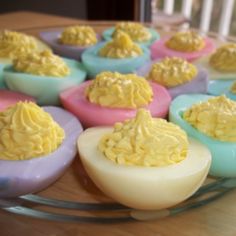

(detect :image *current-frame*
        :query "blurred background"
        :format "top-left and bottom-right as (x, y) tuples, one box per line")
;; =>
(1, 0), (236, 36)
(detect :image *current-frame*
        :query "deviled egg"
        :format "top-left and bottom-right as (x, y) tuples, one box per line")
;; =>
(170, 94), (236, 177)
(151, 31), (215, 61)
(3, 50), (86, 105)
(40, 25), (99, 60)
(137, 57), (208, 98)
(60, 71), (171, 127)
(81, 31), (150, 78)
(78, 109), (211, 210)
(0, 101), (83, 197)
(196, 43), (236, 98)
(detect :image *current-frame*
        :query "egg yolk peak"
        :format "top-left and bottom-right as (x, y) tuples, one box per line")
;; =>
(183, 95), (236, 142)
(59, 25), (97, 46)
(99, 31), (143, 58)
(85, 71), (153, 108)
(166, 31), (205, 52)
(147, 57), (197, 87)
(99, 109), (188, 167)
(0, 102), (65, 160)
(13, 50), (70, 77)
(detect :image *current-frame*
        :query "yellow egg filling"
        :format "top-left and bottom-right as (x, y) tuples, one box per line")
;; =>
(230, 81), (236, 94)
(59, 25), (97, 46)
(209, 43), (236, 72)
(98, 109), (188, 167)
(99, 31), (143, 58)
(13, 50), (70, 77)
(147, 57), (197, 87)
(0, 102), (65, 160)
(0, 30), (38, 59)
(85, 71), (153, 108)
(183, 95), (236, 142)
(166, 31), (205, 52)
(112, 22), (151, 42)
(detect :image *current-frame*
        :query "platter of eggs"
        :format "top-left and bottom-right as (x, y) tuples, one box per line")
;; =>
(0, 23), (236, 224)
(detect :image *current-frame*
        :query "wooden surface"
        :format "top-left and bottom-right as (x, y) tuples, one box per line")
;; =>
(1, 11), (236, 236)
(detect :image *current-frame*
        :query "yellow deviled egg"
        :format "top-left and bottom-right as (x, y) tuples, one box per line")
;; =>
(196, 43), (236, 80)
(195, 43), (236, 98)
(78, 109), (211, 210)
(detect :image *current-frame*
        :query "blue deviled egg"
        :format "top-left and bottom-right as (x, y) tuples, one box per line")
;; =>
(102, 22), (159, 47)
(3, 50), (86, 105)
(169, 94), (236, 177)
(0, 30), (50, 89)
(82, 31), (150, 78)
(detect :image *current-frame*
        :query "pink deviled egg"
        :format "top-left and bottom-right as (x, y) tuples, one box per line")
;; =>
(60, 71), (171, 127)
(151, 31), (215, 62)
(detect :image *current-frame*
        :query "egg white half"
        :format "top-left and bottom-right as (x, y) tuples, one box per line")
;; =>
(78, 127), (211, 210)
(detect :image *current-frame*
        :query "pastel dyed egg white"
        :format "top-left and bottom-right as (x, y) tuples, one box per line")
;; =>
(60, 80), (171, 127)
(81, 42), (150, 78)
(136, 59), (208, 99)
(40, 30), (100, 60)
(3, 58), (87, 105)
(151, 37), (215, 62)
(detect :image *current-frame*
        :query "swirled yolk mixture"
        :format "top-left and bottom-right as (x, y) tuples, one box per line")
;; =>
(166, 31), (205, 52)
(183, 95), (236, 142)
(99, 31), (143, 58)
(0, 102), (65, 160)
(147, 57), (197, 87)
(98, 109), (188, 167)
(112, 22), (151, 42)
(59, 25), (97, 46)
(230, 81), (236, 94)
(209, 44), (236, 72)
(0, 30), (38, 59)
(13, 50), (70, 77)
(85, 71), (153, 108)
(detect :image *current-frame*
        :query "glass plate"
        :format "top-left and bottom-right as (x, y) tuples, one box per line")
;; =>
(1, 24), (236, 223)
